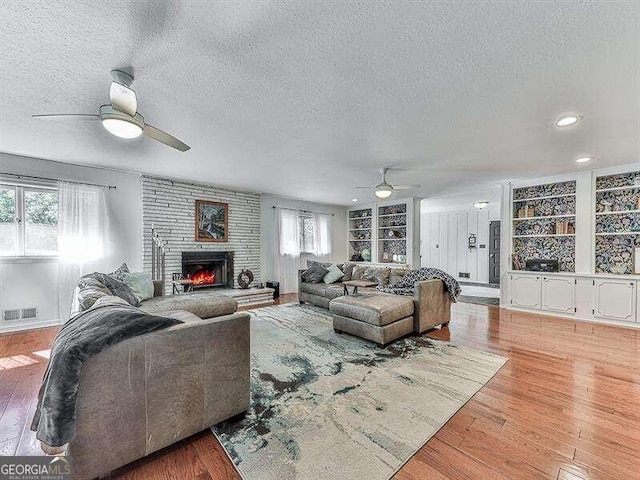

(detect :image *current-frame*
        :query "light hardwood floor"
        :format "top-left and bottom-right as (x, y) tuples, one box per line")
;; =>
(0, 295), (638, 479)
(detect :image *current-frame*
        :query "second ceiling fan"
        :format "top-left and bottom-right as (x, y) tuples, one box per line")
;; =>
(356, 168), (421, 199)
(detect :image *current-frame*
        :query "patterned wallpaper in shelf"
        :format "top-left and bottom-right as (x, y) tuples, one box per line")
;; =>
(595, 234), (640, 275)
(512, 196), (576, 218)
(514, 218), (575, 236)
(595, 212), (640, 234)
(595, 189), (640, 213)
(513, 181), (576, 200)
(513, 237), (576, 272)
(380, 239), (407, 257)
(596, 171), (640, 190)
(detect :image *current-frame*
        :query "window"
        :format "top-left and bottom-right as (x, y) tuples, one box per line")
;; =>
(299, 215), (316, 254)
(0, 184), (58, 257)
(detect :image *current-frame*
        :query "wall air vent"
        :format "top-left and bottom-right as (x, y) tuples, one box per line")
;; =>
(21, 307), (38, 320)
(2, 307), (38, 322)
(459, 272), (470, 279)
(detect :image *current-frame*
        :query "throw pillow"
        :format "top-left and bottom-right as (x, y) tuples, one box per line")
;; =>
(77, 275), (111, 311)
(95, 273), (140, 307)
(323, 264), (344, 284)
(341, 262), (356, 281)
(122, 272), (155, 303)
(301, 264), (329, 283)
(108, 263), (130, 282)
(307, 260), (333, 269)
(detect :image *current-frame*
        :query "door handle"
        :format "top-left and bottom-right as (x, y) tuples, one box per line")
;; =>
(489, 254), (494, 258)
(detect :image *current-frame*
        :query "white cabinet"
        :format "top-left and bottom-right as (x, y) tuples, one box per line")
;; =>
(510, 274), (541, 309)
(541, 276), (575, 315)
(593, 279), (636, 322)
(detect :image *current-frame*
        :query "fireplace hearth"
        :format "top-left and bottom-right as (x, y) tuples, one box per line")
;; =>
(181, 251), (234, 290)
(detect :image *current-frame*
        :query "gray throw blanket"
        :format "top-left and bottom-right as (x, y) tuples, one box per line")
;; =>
(377, 267), (462, 302)
(31, 303), (182, 447)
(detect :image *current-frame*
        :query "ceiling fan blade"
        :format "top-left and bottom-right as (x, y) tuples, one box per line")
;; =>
(32, 114), (98, 119)
(143, 124), (190, 151)
(110, 82), (137, 116)
(393, 185), (422, 190)
(355, 186), (375, 189)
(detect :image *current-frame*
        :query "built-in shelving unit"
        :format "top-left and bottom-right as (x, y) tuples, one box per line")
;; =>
(512, 180), (577, 272)
(377, 203), (408, 264)
(348, 208), (373, 262)
(347, 198), (420, 268)
(594, 170), (640, 275)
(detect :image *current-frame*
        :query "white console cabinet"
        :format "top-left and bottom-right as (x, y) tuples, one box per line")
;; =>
(541, 276), (575, 315)
(593, 279), (636, 322)
(505, 271), (639, 327)
(509, 274), (541, 309)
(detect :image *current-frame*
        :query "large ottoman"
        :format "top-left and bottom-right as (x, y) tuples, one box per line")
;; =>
(329, 293), (414, 347)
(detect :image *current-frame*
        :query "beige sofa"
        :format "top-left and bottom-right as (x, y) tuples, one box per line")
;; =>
(298, 264), (451, 333)
(66, 283), (250, 480)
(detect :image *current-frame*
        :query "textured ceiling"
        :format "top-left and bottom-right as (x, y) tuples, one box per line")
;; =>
(0, 1), (638, 206)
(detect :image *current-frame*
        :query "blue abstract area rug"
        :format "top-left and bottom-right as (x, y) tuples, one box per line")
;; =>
(212, 303), (506, 480)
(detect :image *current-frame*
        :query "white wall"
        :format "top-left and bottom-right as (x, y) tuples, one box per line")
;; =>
(261, 194), (348, 292)
(420, 204), (500, 283)
(0, 152), (142, 328)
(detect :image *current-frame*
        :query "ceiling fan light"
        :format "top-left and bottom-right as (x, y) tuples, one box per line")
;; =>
(374, 184), (393, 199)
(101, 118), (143, 139)
(474, 201), (489, 209)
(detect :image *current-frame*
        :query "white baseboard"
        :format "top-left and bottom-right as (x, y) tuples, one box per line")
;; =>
(0, 318), (62, 334)
(501, 304), (640, 330)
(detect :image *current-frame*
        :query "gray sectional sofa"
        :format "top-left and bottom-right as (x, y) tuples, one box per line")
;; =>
(298, 263), (452, 334)
(66, 281), (250, 480)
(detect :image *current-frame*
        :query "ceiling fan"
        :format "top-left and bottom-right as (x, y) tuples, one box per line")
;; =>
(33, 70), (190, 152)
(356, 167), (421, 199)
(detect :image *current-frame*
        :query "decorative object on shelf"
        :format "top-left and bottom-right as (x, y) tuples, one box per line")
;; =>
(195, 200), (228, 242)
(635, 174), (640, 186)
(511, 254), (523, 270)
(350, 253), (364, 261)
(237, 269), (254, 289)
(518, 207), (526, 218)
(526, 206), (535, 217)
(361, 248), (372, 261)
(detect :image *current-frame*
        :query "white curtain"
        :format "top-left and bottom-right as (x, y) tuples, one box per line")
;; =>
(274, 208), (301, 294)
(278, 208), (300, 256)
(312, 212), (332, 260)
(57, 181), (109, 319)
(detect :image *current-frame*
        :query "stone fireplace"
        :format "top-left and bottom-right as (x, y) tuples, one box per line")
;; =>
(181, 251), (234, 290)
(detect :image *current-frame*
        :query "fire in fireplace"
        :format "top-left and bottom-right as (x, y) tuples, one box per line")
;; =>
(181, 251), (234, 290)
(189, 269), (216, 286)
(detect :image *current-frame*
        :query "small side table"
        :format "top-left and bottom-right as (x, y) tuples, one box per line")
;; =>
(172, 273), (194, 294)
(342, 280), (377, 295)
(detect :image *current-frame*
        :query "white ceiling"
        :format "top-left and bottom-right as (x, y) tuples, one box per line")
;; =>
(1, 1), (638, 206)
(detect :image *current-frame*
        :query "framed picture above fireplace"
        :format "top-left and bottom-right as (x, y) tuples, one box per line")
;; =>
(195, 200), (229, 242)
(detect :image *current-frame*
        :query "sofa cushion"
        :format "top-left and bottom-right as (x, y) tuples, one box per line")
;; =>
(323, 264), (344, 284)
(301, 264), (329, 283)
(138, 293), (237, 319)
(351, 264), (367, 280)
(361, 267), (390, 286)
(389, 268), (411, 286)
(325, 284), (345, 300)
(299, 282), (329, 297)
(329, 293), (414, 327)
(122, 272), (155, 303)
(341, 263), (356, 281)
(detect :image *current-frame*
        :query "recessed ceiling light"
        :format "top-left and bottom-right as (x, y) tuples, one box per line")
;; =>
(556, 115), (580, 127)
(575, 156), (593, 164)
(351, 198), (358, 202)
